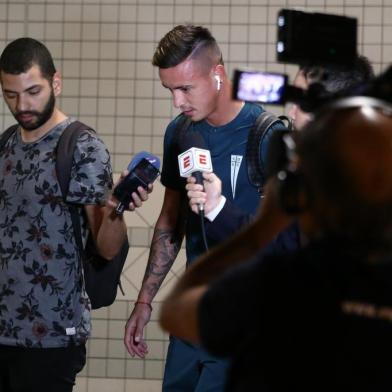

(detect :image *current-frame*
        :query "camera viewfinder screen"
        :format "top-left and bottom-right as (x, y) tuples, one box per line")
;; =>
(236, 71), (286, 104)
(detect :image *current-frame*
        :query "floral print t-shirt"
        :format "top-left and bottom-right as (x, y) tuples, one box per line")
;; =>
(0, 118), (113, 348)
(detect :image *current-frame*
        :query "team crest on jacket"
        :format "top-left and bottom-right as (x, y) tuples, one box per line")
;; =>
(230, 155), (243, 198)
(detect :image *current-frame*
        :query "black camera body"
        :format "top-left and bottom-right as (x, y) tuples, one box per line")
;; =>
(276, 9), (357, 65)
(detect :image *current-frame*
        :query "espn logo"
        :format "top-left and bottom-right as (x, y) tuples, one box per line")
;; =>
(178, 147), (213, 177)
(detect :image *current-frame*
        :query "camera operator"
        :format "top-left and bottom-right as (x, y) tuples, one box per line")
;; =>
(160, 96), (392, 391)
(289, 55), (375, 130)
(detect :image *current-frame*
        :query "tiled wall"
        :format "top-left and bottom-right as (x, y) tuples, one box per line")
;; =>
(0, 1), (390, 391)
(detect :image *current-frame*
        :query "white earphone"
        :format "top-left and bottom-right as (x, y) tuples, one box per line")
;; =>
(214, 75), (221, 91)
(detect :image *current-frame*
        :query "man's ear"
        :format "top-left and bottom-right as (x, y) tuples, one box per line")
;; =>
(52, 72), (62, 96)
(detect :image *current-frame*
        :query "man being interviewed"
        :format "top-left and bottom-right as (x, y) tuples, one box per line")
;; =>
(124, 24), (286, 391)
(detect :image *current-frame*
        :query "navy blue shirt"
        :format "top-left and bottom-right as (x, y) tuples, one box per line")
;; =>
(161, 103), (270, 262)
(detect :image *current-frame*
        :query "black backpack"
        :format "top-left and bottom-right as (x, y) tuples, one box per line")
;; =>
(174, 110), (292, 194)
(0, 121), (129, 309)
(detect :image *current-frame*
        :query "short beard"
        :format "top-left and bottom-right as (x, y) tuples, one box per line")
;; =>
(15, 89), (56, 131)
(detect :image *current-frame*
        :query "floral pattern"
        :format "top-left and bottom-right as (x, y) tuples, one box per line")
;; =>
(0, 119), (112, 348)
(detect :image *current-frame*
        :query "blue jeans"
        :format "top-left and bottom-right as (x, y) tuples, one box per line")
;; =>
(163, 336), (229, 392)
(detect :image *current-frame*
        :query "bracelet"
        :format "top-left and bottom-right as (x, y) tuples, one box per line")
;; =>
(134, 301), (153, 311)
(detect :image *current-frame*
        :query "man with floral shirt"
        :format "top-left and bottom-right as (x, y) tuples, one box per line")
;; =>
(0, 37), (148, 391)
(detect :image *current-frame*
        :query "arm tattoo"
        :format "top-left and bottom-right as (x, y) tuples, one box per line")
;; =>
(141, 227), (183, 299)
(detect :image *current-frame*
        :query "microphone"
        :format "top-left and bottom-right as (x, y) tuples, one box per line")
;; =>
(178, 133), (213, 212)
(113, 151), (160, 214)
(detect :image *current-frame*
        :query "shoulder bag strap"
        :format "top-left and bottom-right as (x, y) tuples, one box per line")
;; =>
(56, 120), (93, 253)
(0, 125), (19, 151)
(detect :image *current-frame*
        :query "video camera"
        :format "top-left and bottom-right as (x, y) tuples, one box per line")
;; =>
(232, 8), (391, 112)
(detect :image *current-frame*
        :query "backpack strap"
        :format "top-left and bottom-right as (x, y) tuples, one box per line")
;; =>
(56, 120), (94, 257)
(56, 120), (93, 199)
(0, 125), (19, 151)
(247, 111), (292, 195)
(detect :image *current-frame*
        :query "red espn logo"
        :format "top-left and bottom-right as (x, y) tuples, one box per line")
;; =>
(183, 155), (191, 169)
(198, 154), (207, 165)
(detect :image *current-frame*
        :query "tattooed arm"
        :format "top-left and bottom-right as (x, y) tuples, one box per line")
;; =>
(124, 187), (186, 358)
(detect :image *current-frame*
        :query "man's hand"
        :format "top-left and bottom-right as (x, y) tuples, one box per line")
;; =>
(186, 172), (223, 215)
(126, 184), (152, 211)
(124, 302), (152, 358)
(107, 169), (153, 212)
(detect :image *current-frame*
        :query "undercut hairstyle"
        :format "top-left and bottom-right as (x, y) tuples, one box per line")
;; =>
(152, 24), (223, 69)
(299, 55), (375, 95)
(0, 37), (56, 81)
